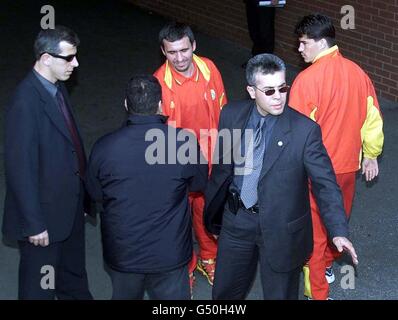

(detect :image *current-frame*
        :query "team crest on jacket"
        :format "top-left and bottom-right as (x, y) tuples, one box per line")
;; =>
(210, 89), (216, 100)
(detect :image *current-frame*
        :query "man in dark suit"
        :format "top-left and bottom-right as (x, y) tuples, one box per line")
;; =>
(244, 0), (278, 56)
(204, 53), (358, 300)
(3, 26), (92, 299)
(242, 0), (284, 68)
(85, 75), (207, 299)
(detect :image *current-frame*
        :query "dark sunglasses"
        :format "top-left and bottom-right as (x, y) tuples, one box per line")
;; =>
(253, 85), (290, 96)
(42, 52), (77, 62)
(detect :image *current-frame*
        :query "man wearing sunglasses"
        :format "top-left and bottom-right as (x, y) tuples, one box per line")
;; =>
(3, 26), (93, 299)
(204, 54), (358, 299)
(289, 14), (384, 300)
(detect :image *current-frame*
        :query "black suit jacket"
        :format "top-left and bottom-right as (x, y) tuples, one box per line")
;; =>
(205, 100), (349, 272)
(85, 114), (208, 273)
(3, 70), (90, 242)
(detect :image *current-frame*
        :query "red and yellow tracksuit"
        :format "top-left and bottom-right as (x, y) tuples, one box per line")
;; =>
(154, 55), (227, 274)
(289, 46), (384, 299)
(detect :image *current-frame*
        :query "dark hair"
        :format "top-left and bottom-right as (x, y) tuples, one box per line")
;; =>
(125, 75), (162, 115)
(295, 13), (336, 47)
(34, 25), (80, 60)
(246, 54), (286, 86)
(159, 21), (195, 48)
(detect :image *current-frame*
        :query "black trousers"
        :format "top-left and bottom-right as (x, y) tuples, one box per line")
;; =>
(18, 205), (92, 300)
(245, 1), (276, 55)
(108, 264), (190, 300)
(213, 206), (301, 300)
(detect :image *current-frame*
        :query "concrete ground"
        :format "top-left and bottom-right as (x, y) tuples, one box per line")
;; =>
(0, 0), (397, 300)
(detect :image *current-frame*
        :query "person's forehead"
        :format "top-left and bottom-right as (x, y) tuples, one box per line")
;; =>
(163, 36), (192, 50)
(255, 71), (285, 87)
(299, 35), (314, 42)
(58, 41), (77, 54)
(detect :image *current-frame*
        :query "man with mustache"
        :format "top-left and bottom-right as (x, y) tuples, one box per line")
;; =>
(205, 53), (358, 300)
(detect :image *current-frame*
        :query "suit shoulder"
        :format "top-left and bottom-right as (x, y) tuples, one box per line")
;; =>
(221, 100), (251, 114)
(13, 73), (40, 97)
(286, 107), (319, 129)
(219, 100), (252, 127)
(91, 127), (127, 152)
(8, 74), (43, 111)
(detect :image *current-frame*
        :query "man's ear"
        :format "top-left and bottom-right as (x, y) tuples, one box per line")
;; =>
(124, 99), (128, 112)
(246, 85), (256, 99)
(192, 40), (196, 53)
(160, 44), (166, 56)
(319, 38), (329, 50)
(41, 53), (52, 66)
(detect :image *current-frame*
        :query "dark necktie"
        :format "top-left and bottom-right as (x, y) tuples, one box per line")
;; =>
(240, 117), (266, 208)
(56, 89), (86, 177)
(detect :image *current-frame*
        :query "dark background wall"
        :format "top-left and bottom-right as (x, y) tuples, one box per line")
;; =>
(129, 0), (398, 103)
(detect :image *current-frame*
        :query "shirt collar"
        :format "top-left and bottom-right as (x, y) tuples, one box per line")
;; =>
(252, 104), (276, 120)
(33, 69), (58, 98)
(170, 61), (199, 86)
(312, 45), (339, 63)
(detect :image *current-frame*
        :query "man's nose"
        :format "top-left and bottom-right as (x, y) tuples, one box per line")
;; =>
(176, 52), (184, 61)
(71, 56), (79, 67)
(298, 43), (304, 52)
(273, 88), (282, 98)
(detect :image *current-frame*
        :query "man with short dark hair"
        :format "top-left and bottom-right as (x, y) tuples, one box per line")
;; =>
(289, 13), (384, 300)
(154, 22), (228, 290)
(205, 53), (358, 300)
(3, 26), (93, 299)
(86, 75), (207, 299)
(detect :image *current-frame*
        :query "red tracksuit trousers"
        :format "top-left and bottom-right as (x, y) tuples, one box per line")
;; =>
(188, 193), (218, 274)
(305, 172), (356, 299)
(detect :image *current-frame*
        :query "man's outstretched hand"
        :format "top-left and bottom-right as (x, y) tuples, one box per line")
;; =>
(332, 236), (358, 265)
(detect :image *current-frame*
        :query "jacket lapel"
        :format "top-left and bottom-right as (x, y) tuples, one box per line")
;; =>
(228, 101), (254, 170)
(235, 101), (253, 130)
(29, 72), (74, 145)
(58, 83), (85, 146)
(259, 107), (291, 181)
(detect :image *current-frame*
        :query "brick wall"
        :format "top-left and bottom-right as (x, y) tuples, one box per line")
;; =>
(129, 0), (398, 102)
